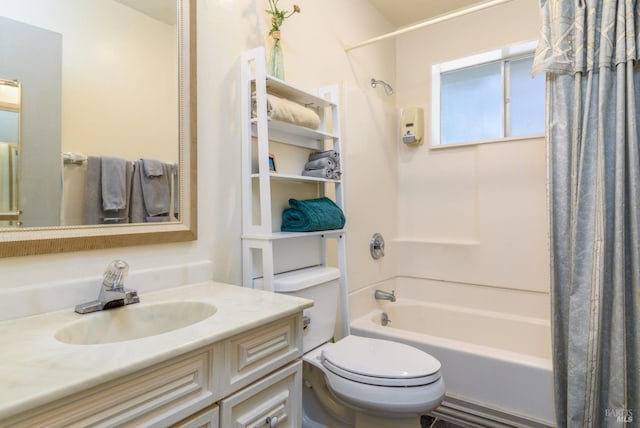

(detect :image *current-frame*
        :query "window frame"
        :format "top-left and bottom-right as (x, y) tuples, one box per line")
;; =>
(431, 40), (543, 148)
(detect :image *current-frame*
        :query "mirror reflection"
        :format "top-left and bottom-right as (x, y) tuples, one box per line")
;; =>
(0, 0), (179, 228)
(0, 79), (20, 226)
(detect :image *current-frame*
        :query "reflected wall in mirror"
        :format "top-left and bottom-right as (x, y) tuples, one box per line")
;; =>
(0, 79), (21, 227)
(0, 0), (197, 257)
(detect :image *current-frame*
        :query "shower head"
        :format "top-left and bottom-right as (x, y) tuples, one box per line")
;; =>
(371, 78), (394, 96)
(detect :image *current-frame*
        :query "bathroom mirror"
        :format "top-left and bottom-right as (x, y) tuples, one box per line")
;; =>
(0, 0), (197, 257)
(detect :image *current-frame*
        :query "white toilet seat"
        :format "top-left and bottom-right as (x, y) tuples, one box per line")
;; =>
(321, 335), (441, 387)
(323, 365), (446, 415)
(322, 359), (440, 387)
(303, 335), (446, 415)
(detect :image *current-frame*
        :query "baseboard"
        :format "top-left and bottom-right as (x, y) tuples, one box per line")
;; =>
(429, 394), (556, 428)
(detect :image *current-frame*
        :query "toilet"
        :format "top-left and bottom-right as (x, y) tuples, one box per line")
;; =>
(258, 266), (445, 428)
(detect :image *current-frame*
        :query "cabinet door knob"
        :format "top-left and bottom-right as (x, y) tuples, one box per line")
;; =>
(266, 416), (279, 427)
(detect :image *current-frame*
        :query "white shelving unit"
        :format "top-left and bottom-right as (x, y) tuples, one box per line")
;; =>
(240, 47), (348, 334)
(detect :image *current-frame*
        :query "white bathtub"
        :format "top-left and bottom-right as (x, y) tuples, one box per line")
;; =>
(350, 297), (555, 427)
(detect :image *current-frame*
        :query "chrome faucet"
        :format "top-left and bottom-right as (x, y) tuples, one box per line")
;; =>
(75, 260), (140, 314)
(374, 289), (396, 302)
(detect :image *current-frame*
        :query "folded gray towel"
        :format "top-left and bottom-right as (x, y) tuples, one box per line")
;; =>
(309, 150), (340, 163)
(304, 157), (335, 170)
(101, 157), (127, 211)
(302, 168), (341, 180)
(142, 158), (164, 177)
(329, 170), (342, 180)
(302, 168), (331, 179)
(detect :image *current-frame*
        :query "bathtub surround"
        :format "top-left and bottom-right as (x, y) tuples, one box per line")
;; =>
(360, 3), (552, 423)
(533, 1), (640, 426)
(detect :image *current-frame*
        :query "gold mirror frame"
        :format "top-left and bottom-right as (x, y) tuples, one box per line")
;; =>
(0, 0), (197, 258)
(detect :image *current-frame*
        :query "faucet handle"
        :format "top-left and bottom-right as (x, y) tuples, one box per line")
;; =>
(103, 260), (129, 289)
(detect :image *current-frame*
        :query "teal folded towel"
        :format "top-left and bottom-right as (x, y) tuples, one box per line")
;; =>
(281, 197), (345, 232)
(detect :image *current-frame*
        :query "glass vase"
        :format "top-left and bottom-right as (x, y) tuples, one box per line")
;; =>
(268, 37), (285, 80)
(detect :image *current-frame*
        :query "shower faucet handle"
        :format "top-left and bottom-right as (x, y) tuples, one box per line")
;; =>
(370, 233), (385, 259)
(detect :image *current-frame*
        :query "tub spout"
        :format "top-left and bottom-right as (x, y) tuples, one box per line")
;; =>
(374, 289), (396, 302)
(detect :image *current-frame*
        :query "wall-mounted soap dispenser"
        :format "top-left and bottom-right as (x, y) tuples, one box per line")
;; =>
(401, 107), (424, 146)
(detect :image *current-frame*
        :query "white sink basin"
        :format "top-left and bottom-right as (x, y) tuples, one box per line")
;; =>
(55, 301), (217, 345)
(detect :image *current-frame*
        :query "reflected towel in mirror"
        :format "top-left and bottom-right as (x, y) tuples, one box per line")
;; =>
(101, 156), (128, 211)
(84, 156), (133, 225)
(131, 159), (174, 222)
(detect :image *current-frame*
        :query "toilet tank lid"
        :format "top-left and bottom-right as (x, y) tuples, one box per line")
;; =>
(258, 266), (340, 292)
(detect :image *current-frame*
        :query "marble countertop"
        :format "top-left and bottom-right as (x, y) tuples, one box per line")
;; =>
(0, 281), (313, 420)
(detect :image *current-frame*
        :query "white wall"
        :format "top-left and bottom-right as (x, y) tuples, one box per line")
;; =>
(394, 0), (549, 298)
(0, 0), (397, 316)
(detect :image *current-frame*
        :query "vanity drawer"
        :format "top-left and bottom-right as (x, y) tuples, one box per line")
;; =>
(220, 314), (302, 395)
(219, 360), (302, 428)
(4, 347), (216, 428)
(172, 404), (219, 428)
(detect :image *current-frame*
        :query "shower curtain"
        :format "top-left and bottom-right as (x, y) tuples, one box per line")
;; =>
(533, 1), (639, 427)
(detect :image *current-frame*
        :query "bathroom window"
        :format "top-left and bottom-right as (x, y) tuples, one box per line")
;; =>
(431, 41), (545, 146)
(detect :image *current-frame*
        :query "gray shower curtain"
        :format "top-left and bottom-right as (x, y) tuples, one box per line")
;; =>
(533, 1), (639, 427)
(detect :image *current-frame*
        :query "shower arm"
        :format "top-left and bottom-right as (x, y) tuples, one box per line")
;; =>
(371, 78), (394, 96)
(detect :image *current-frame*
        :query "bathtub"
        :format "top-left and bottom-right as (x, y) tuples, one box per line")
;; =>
(350, 298), (555, 427)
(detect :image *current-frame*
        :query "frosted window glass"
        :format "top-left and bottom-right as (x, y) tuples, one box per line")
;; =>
(509, 56), (545, 136)
(441, 61), (502, 145)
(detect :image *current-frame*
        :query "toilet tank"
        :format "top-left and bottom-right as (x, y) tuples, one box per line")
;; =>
(254, 266), (340, 353)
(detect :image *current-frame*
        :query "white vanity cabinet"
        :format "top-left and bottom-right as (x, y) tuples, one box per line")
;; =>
(171, 405), (220, 428)
(1, 313), (304, 428)
(219, 361), (302, 428)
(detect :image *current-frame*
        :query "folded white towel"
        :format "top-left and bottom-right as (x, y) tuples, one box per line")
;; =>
(252, 93), (321, 129)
